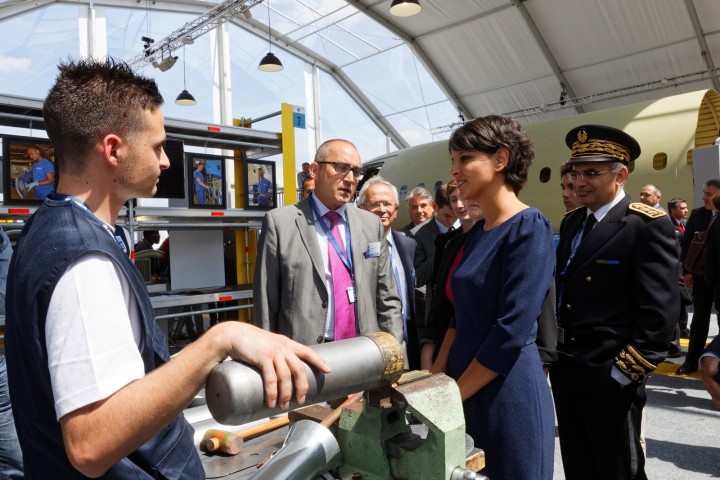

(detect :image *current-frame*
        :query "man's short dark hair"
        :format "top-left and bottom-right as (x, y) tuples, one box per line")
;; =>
(667, 197), (686, 212)
(434, 182), (452, 209)
(143, 230), (161, 242)
(43, 57), (163, 176)
(706, 178), (720, 190)
(560, 161), (573, 177)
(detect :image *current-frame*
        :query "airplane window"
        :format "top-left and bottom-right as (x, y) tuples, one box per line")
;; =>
(652, 153), (667, 170)
(539, 167), (551, 183)
(399, 185), (408, 201)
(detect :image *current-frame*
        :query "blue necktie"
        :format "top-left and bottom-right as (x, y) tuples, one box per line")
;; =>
(389, 241), (408, 343)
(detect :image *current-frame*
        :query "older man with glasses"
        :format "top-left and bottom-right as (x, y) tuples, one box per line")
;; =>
(358, 176), (420, 369)
(552, 124), (678, 480)
(253, 139), (404, 348)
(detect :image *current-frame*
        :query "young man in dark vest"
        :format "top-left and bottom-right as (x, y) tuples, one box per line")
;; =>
(5, 57), (328, 479)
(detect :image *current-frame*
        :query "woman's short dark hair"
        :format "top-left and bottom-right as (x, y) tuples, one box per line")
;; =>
(449, 115), (534, 193)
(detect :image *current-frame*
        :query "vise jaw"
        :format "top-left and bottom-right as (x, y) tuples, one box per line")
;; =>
(337, 372), (483, 480)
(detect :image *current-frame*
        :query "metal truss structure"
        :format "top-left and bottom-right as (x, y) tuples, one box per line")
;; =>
(125, 0), (264, 69)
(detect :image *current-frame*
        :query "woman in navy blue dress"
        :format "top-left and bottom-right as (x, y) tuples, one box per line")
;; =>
(432, 115), (555, 480)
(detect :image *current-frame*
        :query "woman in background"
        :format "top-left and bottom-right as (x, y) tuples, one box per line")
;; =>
(421, 179), (477, 369)
(432, 115), (555, 480)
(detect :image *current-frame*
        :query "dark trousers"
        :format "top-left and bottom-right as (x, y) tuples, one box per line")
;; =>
(551, 370), (646, 480)
(405, 318), (421, 370)
(679, 304), (688, 331)
(687, 275), (716, 366)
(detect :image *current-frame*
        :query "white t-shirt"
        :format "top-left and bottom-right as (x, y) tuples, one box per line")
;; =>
(45, 253), (145, 420)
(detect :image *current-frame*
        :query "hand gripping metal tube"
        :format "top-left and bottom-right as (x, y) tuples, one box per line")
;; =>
(205, 332), (404, 425)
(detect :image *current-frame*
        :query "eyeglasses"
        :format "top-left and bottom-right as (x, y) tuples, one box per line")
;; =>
(363, 201), (396, 211)
(317, 161), (364, 179)
(566, 169), (617, 181)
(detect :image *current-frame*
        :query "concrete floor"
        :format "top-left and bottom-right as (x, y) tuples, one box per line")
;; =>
(552, 314), (720, 479)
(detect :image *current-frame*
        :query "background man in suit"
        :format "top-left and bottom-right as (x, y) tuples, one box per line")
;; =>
(668, 197), (690, 345)
(552, 124), (678, 480)
(297, 162), (310, 189)
(398, 187), (435, 234)
(301, 176), (315, 201)
(700, 336), (720, 409)
(410, 183), (457, 330)
(358, 176), (420, 369)
(668, 197), (688, 235)
(678, 179), (720, 374)
(560, 161), (583, 212)
(639, 184), (664, 211)
(254, 139), (404, 346)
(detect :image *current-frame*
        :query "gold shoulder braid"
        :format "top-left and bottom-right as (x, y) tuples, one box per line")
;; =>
(628, 202), (665, 219)
(614, 344), (657, 383)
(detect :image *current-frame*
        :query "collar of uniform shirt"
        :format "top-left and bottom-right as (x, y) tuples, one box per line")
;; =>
(586, 187), (625, 222)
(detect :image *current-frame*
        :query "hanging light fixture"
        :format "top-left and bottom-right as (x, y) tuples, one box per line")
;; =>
(176, 44), (196, 106)
(258, 0), (283, 72)
(390, 0), (421, 17)
(559, 82), (568, 106)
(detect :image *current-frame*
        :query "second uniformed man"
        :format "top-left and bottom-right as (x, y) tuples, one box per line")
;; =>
(551, 124), (678, 480)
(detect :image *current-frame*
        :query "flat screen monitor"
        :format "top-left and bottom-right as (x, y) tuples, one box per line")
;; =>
(155, 138), (185, 199)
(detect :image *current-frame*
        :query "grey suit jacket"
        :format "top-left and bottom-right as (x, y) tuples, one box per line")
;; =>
(253, 197), (404, 346)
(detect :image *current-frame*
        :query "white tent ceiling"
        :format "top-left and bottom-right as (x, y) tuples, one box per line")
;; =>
(1, 0), (719, 147)
(348, 0), (720, 126)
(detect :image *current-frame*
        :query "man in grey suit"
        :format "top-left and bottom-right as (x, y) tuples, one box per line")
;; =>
(254, 139), (404, 346)
(358, 176), (420, 369)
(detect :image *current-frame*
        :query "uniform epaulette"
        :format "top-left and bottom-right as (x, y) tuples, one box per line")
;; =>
(614, 344), (657, 383)
(564, 206), (584, 216)
(628, 202), (665, 219)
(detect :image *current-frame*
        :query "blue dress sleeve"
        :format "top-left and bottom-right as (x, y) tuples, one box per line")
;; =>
(474, 211), (555, 375)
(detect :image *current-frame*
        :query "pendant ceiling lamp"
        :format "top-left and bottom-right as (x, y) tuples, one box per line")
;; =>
(175, 44), (196, 106)
(258, 0), (283, 72)
(390, 0), (422, 17)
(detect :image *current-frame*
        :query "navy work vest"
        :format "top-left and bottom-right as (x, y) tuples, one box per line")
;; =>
(5, 196), (204, 479)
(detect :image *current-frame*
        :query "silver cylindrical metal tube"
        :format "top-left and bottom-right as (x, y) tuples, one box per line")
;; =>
(206, 332), (404, 425)
(248, 420), (341, 480)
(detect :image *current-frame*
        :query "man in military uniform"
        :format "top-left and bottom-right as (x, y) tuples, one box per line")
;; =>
(551, 125), (678, 480)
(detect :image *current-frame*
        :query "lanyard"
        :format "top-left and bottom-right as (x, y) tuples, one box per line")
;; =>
(309, 196), (353, 275)
(49, 193), (128, 254)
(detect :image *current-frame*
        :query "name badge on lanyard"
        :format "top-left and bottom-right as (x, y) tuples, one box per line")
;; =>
(347, 286), (356, 304)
